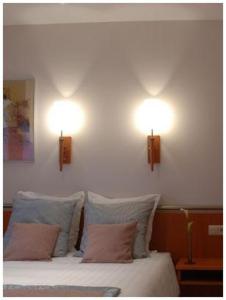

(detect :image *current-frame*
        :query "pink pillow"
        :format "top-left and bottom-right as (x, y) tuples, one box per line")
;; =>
(81, 222), (137, 263)
(4, 223), (60, 261)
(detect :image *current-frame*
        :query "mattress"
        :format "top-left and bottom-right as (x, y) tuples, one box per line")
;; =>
(4, 251), (179, 297)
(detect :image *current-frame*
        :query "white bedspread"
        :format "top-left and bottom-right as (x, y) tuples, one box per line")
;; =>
(4, 252), (179, 297)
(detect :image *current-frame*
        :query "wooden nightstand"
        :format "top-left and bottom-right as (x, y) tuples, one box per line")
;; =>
(176, 258), (223, 297)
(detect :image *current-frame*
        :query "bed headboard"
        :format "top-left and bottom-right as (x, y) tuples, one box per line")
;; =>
(150, 208), (223, 262)
(3, 206), (222, 263)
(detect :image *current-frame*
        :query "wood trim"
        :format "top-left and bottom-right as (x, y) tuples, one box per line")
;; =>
(158, 207), (223, 212)
(3, 204), (223, 210)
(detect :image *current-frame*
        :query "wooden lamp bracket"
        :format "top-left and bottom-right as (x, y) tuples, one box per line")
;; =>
(147, 135), (160, 171)
(59, 136), (72, 171)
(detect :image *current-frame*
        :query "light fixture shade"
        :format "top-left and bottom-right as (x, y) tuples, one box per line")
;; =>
(48, 100), (84, 135)
(135, 98), (173, 135)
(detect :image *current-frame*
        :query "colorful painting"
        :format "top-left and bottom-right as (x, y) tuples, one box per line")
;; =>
(3, 80), (34, 161)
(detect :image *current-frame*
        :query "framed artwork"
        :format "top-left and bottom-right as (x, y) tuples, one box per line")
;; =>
(3, 79), (34, 161)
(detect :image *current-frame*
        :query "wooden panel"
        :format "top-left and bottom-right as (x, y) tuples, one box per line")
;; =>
(3, 207), (223, 264)
(3, 210), (11, 234)
(147, 135), (160, 164)
(150, 210), (223, 263)
(62, 137), (72, 164)
(59, 136), (72, 171)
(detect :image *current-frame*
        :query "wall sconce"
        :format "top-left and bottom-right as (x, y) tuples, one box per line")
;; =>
(147, 130), (160, 171)
(48, 100), (85, 171)
(135, 98), (173, 171)
(59, 131), (72, 171)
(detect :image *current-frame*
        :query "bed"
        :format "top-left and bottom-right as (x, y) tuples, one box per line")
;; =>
(3, 251), (179, 297)
(4, 191), (180, 296)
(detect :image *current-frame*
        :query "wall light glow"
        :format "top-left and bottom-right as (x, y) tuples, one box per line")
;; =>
(48, 100), (85, 135)
(134, 98), (174, 135)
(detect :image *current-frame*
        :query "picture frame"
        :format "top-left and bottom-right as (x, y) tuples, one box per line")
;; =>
(3, 79), (34, 161)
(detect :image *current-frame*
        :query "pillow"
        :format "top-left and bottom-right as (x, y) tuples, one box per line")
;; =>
(4, 223), (60, 261)
(16, 191), (85, 251)
(78, 192), (160, 258)
(81, 222), (137, 263)
(4, 198), (76, 257)
(87, 192), (160, 248)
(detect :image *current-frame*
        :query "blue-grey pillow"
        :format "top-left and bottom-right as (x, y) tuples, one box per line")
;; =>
(78, 193), (160, 259)
(15, 191), (85, 252)
(4, 198), (76, 257)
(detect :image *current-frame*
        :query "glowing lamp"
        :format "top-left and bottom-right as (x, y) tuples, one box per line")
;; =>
(135, 98), (173, 171)
(48, 100), (85, 171)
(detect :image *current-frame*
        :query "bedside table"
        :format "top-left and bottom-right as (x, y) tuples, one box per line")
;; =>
(176, 258), (223, 297)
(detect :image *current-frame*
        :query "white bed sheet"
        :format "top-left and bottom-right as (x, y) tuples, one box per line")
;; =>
(4, 251), (179, 297)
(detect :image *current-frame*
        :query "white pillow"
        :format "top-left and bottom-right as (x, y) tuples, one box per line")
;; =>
(87, 192), (160, 252)
(16, 191), (85, 251)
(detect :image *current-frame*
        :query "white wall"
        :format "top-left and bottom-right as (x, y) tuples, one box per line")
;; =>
(3, 21), (223, 207)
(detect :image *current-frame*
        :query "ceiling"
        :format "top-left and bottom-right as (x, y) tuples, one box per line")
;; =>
(4, 3), (222, 26)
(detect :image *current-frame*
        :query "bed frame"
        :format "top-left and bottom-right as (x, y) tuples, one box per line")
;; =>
(3, 206), (222, 263)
